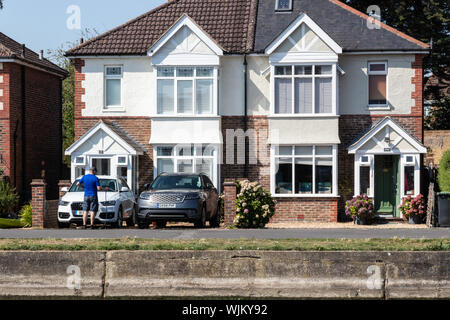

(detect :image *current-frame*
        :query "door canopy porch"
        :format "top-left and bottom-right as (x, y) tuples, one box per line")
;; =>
(348, 117), (427, 155)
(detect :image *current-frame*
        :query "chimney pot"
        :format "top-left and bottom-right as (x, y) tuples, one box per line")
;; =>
(21, 44), (26, 57)
(39, 50), (44, 60)
(80, 38), (84, 44)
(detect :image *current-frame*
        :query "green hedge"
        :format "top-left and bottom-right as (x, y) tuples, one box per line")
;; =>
(438, 149), (450, 192)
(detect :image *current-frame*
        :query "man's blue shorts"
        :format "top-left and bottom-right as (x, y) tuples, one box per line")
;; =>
(82, 196), (99, 212)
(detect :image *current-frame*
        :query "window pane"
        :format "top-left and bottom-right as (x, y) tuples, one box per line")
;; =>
(106, 67), (122, 76)
(316, 158), (332, 194)
(294, 78), (312, 113)
(275, 66), (292, 75)
(196, 67), (213, 77)
(178, 159), (193, 173)
(277, 146), (292, 156)
(196, 145), (215, 157)
(295, 158), (312, 194)
(157, 147), (173, 156)
(195, 158), (213, 180)
(277, 0), (291, 10)
(177, 80), (193, 114)
(117, 167), (127, 181)
(404, 166), (415, 195)
(275, 78), (292, 114)
(177, 67), (194, 77)
(92, 158), (111, 176)
(275, 158), (292, 194)
(315, 65), (332, 75)
(369, 63), (386, 72)
(295, 146), (313, 156)
(157, 159), (174, 175)
(106, 79), (121, 106)
(369, 75), (387, 105)
(157, 79), (174, 114)
(315, 78), (332, 113)
(294, 65), (312, 75)
(176, 145), (194, 156)
(316, 146), (333, 156)
(157, 67), (174, 77)
(360, 166), (370, 195)
(196, 79), (213, 114)
(75, 167), (85, 178)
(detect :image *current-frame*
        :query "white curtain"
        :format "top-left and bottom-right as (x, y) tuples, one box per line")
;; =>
(196, 79), (213, 114)
(177, 80), (193, 114)
(294, 78), (312, 114)
(157, 80), (174, 114)
(315, 78), (332, 113)
(275, 78), (292, 114)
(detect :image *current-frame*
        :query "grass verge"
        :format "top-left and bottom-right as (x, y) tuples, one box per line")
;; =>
(0, 238), (449, 251)
(0, 219), (23, 229)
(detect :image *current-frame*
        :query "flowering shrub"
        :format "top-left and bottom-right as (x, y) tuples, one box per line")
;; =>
(399, 194), (425, 219)
(234, 180), (276, 228)
(345, 195), (374, 220)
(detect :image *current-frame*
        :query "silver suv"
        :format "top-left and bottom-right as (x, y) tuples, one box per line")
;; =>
(137, 173), (220, 229)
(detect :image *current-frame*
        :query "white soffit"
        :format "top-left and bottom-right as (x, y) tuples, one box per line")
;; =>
(150, 118), (223, 145)
(148, 14), (224, 58)
(348, 117), (427, 154)
(265, 13), (343, 56)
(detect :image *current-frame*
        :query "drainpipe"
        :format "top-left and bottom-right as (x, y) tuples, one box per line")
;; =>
(243, 54), (248, 178)
(21, 66), (26, 200)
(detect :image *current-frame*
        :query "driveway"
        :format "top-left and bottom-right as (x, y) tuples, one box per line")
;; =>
(1, 227), (449, 239)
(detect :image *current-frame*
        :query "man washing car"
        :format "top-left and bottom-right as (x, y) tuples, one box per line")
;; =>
(77, 167), (110, 229)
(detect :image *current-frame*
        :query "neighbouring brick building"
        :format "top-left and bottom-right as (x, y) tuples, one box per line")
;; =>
(0, 32), (67, 200)
(65, 0), (430, 223)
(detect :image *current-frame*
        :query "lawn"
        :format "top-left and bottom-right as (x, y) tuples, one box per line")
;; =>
(0, 238), (449, 251)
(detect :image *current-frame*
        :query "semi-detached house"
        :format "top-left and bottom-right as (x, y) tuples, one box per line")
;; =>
(65, 0), (429, 222)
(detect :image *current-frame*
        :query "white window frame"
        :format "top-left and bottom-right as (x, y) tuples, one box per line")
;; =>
(367, 61), (388, 109)
(153, 145), (218, 187)
(270, 145), (338, 197)
(275, 0), (292, 11)
(104, 65), (124, 111)
(155, 66), (218, 116)
(400, 154), (420, 197)
(270, 63), (337, 116)
(354, 154), (375, 197)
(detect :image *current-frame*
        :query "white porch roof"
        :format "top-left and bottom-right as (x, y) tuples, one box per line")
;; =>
(65, 121), (145, 156)
(348, 117), (427, 154)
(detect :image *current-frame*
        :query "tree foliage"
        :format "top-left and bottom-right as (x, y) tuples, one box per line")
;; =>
(438, 149), (450, 192)
(0, 1), (3, 9)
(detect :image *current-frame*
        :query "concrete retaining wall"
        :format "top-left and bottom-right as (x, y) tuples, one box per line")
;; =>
(0, 251), (448, 299)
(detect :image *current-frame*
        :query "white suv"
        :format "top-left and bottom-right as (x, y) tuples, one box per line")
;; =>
(57, 176), (136, 228)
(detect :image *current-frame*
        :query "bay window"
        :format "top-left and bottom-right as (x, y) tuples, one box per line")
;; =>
(105, 66), (122, 108)
(157, 67), (215, 115)
(272, 145), (337, 196)
(154, 145), (217, 186)
(273, 64), (335, 115)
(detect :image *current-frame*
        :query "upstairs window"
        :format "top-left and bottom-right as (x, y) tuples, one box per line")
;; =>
(275, 0), (292, 11)
(273, 64), (334, 115)
(157, 67), (215, 115)
(368, 62), (387, 106)
(105, 66), (122, 108)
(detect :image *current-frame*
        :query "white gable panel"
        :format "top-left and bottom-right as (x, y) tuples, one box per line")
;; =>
(74, 130), (129, 156)
(274, 24), (333, 54)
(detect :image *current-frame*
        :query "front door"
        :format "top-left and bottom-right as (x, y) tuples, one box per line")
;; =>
(375, 155), (400, 217)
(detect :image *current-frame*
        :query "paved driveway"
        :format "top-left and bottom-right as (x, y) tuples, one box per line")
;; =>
(1, 227), (449, 239)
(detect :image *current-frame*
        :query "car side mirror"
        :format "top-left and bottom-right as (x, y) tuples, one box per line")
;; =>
(121, 187), (130, 192)
(61, 187), (69, 193)
(144, 183), (150, 190)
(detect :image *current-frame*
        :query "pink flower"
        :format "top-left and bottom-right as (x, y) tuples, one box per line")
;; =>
(244, 209), (249, 214)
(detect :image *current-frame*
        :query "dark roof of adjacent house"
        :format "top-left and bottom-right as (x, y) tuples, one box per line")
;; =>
(254, 0), (429, 53)
(0, 32), (67, 76)
(66, 0), (258, 56)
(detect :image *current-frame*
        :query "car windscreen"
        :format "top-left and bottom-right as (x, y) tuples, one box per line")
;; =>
(151, 175), (202, 190)
(69, 179), (118, 192)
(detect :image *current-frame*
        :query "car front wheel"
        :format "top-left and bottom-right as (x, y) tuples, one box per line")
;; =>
(126, 207), (136, 227)
(194, 206), (206, 228)
(114, 208), (123, 228)
(209, 204), (221, 228)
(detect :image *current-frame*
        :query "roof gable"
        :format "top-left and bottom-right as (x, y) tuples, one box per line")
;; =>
(65, 121), (145, 156)
(348, 117), (427, 154)
(265, 13), (342, 55)
(149, 14), (223, 65)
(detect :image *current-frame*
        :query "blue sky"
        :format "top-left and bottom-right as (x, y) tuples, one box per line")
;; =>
(0, 0), (165, 58)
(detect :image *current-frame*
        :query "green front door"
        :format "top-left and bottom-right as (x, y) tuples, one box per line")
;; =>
(375, 155), (400, 216)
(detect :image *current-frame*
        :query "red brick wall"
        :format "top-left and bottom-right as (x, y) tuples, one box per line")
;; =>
(0, 62), (63, 200)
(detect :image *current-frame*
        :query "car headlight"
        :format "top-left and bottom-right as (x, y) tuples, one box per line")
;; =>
(140, 193), (151, 200)
(58, 200), (70, 206)
(184, 193), (200, 200)
(101, 201), (116, 207)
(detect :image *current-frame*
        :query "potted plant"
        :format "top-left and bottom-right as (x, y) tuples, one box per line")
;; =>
(398, 194), (425, 224)
(345, 195), (374, 225)
(437, 149), (450, 226)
